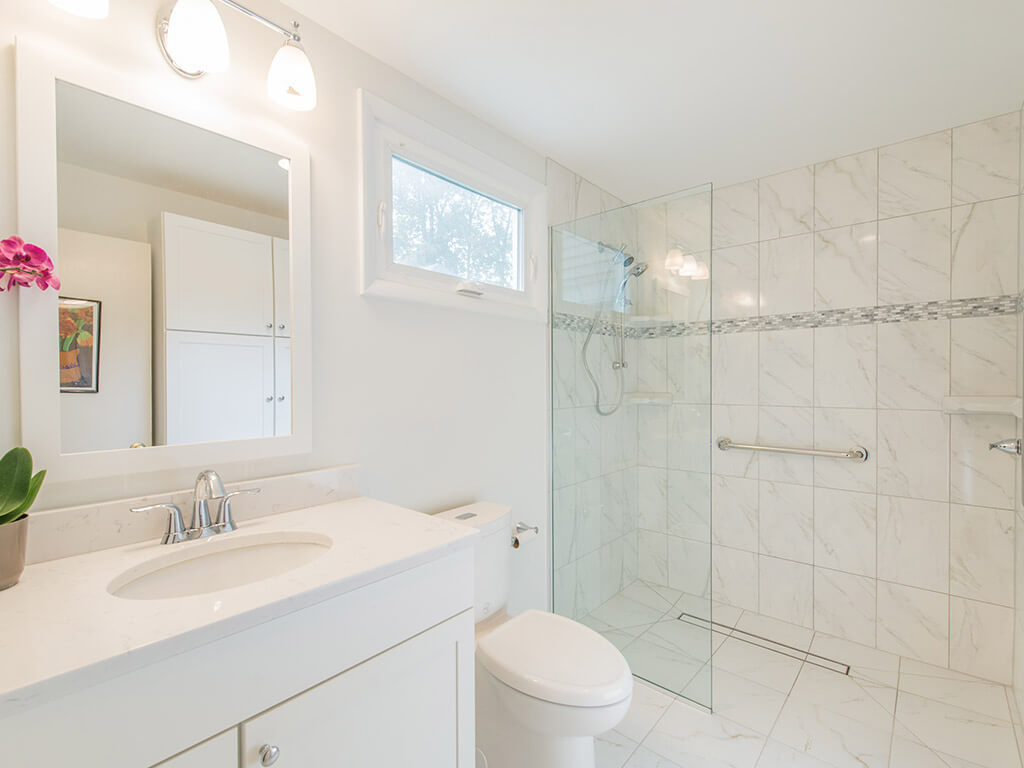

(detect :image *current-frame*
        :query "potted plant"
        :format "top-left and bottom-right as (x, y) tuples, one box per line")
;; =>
(0, 448), (46, 590)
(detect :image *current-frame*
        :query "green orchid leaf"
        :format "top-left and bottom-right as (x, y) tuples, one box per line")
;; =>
(0, 448), (31, 519)
(10, 469), (46, 519)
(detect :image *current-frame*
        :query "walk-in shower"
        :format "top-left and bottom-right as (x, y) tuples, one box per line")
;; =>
(551, 184), (714, 710)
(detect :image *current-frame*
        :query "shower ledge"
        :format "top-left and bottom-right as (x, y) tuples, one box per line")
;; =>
(942, 396), (1022, 419)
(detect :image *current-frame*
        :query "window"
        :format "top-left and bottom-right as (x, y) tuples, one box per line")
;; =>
(360, 90), (546, 317)
(391, 156), (523, 291)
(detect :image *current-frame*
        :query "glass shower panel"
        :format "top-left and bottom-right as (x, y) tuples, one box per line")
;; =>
(551, 184), (713, 709)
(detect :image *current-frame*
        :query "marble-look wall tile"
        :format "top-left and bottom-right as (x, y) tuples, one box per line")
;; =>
(667, 470), (711, 541)
(950, 315), (1017, 397)
(712, 332), (758, 405)
(814, 487), (877, 578)
(637, 337), (668, 393)
(712, 244), (759, 320)
(952, 112), (1020, 204)
(815, 150), (878, 229)
(710, 405), (757, 478)
(759, 406), (814, 485)
(759, 480), (814, 563)
(877, 410), (950, 501)
(637, 466), (668, 533)
(759, 234), (814, 315)
(599, 536), (627, 602)
(574, 549), (602, 618)
(759, 329), (814, 406)
(638, 405), (668, 468)
(638, 529), (669, 584)
(554, 561), (577, 618)
(877, 496), (950, 592)
(553, 485), (577, 568)
(666, 335), (710, 404)
(760, 166), (814, 239)
(877, 582), (949, 666)
(713, 181), (759, 248)
(552, 328), (578, 407)
(575, 479), (602, 556)
(879, 130), (952, 218)
(553, 408), (576, 489)
(574, 406), (602, 481)
(950, 504), (1014, 606)
(813, 408), (877, 493)
(877, 210), (951, 304)
(950, 597), (1014, 684)
(759, 556), (814, 629)
(668, 536), (711, 597)
(814, 223), (878, 310)
(877, 320), (950, 409)
(813, 325), (877, 408)
(813, 567), (877, 646)
(672, 404), (713, 474)
(951, 196), (1019, 298)
(950, 414), (1016, 510)
(711, 474), (759, 552)
(711, 544), (759, 611)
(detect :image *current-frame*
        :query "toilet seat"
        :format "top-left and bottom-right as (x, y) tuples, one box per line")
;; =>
(475, 609), (633, 708)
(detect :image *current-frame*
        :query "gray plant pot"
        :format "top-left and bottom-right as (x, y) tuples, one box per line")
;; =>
(0, 514), (28, 591)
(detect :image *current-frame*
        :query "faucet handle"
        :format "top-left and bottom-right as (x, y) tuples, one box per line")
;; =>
(215, 488), (261, 533)
(131, 503), (188, 545)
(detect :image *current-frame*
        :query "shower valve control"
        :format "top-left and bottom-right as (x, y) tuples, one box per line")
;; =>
(989, 438), (1021, 456)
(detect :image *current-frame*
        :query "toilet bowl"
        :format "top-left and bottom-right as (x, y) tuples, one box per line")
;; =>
(436, 504), (633, 768)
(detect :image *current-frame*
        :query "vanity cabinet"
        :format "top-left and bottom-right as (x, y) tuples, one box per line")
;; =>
(153, 213), (291, 443)
(241, 616), (465, 767)
(153, 731), (238, 768)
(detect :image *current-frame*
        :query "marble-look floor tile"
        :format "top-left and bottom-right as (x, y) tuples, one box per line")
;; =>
(713, 637), (804, 693)
(616, 680), (675, 743)
(588, 592), (672, 636)
(596, 729), (639, 768)
(755, 739), (838, 767)
(621, 580), (681, 614)
(700, 668), (788, 735)
(808, 633), (899, 687)
(643, 701), (766, 768)
(889, 727), (990, 768)
(771, 695), (893, 768)
(899, 659), (1013, 722)
(623, 745), (684, 768)
(894, 691), (1020, 768)
(786, 665), (894, 732)
(736, 612), (815, 652)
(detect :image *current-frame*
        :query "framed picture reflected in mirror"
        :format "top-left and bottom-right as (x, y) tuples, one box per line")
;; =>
(58, 297), (100, 393)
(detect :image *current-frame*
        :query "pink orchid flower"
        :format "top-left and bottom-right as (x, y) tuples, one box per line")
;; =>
(0, 236), (60, 292)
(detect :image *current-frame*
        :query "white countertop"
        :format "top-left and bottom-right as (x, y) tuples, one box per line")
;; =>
(0, 497), (476, 718)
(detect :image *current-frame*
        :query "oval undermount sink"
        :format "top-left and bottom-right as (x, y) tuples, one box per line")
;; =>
(108, 531), (333, 600)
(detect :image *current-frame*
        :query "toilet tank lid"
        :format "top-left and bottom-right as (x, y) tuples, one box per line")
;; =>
(477, 609), (633, 708)
(435, 502), (511, 535)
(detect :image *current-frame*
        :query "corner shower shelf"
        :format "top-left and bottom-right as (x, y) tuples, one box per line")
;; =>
(624, 392), (673, 405)
(942, 396), (1022, 419)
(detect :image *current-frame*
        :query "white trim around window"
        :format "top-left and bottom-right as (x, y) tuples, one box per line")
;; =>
(358, 89), (548, 320)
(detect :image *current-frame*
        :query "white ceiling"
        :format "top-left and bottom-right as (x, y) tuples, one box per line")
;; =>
(291, 0), (1024, 202)
(56, 81), (289, 219)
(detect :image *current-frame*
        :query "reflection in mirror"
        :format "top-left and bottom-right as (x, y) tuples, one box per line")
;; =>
(55, 80), (292, 454)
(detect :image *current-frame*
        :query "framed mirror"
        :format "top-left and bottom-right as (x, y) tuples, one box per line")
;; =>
(15, 40), (312, 482)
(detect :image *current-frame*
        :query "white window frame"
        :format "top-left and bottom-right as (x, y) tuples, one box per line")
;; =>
(359, 90), (547, 319)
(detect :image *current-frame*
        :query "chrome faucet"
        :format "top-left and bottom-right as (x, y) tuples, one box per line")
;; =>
(131, 470), (261, 545)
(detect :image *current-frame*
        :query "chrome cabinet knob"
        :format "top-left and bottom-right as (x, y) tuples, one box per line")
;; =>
(278, 323), (286, 330)
(265, 395), (274, 402)
(258, 744), (280, 766)
(265, 322), (273, 329)
(277, 395), (285, 401)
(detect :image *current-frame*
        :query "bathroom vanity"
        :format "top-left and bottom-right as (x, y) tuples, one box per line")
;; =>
(0, 498), (477, 768)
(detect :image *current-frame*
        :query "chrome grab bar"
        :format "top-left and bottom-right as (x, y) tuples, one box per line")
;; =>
(717, 437), (868, 462)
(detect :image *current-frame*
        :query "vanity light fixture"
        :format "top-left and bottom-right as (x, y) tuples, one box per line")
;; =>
(48, 0), (109, 19)
(156, 0), (318, 111)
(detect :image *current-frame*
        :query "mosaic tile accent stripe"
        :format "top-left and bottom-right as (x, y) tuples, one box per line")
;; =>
(554, 294), (1022, 338)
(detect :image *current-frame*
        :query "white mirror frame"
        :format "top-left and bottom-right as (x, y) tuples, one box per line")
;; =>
(14, 39), (313, 482)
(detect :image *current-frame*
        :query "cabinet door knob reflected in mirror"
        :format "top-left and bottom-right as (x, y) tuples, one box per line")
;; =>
(258, 744), (280, 766)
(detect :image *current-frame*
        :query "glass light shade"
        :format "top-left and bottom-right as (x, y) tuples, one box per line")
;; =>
(165, 0), (230, 74)
(48, 0), (109, 19)
(268, 41), (317, 111)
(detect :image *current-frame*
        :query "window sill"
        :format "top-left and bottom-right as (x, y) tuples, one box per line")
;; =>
(361, 277), (547, 323)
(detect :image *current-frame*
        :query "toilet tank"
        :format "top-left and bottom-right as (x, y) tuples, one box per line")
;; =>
(435, 503), (511, 623)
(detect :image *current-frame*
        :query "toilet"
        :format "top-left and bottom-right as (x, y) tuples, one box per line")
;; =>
(436, 503), (633, 768)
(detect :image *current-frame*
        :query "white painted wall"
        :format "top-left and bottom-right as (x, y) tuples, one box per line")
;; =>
(0, 0), (551, 612)
(58, 228), (152, 453)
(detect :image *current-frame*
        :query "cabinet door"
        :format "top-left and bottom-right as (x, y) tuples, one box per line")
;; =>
(165, 331), (275, 444)
(274, 337), (291, 436)
(272, 237), (290, 337)
(151, 731), (237, 768)
(241, 613), (474, 768)
(164, 213), (274, 336)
